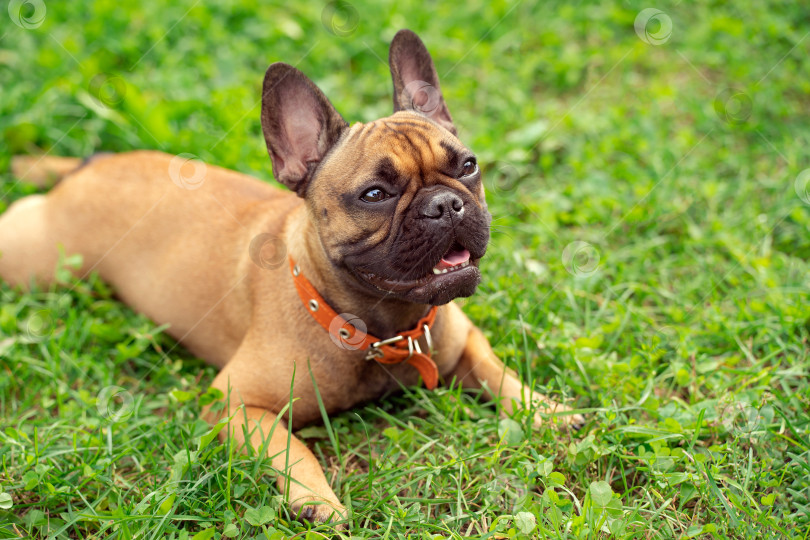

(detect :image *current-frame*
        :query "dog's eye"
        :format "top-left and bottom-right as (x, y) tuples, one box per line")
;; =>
(360, 188), (389, 203)
(460, 159), (478, 178)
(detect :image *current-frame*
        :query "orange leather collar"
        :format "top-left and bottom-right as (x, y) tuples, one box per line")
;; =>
(289, 257), (439, 389)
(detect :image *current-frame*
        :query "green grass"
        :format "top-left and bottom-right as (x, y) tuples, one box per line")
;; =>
(2, 0), (810, 538)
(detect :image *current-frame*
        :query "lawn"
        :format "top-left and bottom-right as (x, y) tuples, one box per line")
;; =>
(1, 0), (809, 538)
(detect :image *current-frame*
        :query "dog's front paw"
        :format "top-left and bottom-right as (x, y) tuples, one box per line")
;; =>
(531, 400), (585, 430)
(290, 493), (348, 530)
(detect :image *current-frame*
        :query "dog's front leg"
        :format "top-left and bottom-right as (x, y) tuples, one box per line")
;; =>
(203, 384), (347, 527)
(450, 326), (584, 428)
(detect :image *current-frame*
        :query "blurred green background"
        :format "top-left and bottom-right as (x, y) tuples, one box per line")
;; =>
(1, 0), (809, 538)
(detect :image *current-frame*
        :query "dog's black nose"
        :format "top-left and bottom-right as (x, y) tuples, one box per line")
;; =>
(421, 191), (464, 219)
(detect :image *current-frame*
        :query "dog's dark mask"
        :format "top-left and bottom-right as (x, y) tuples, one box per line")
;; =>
(329, 114), (490, 305)
(261, 30), (491, 305)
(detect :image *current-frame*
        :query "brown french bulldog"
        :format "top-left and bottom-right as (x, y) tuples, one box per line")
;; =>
(0, 30), (582, 527)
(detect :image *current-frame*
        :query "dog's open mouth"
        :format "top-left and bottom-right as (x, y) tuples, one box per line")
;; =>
(355, 242), (481, 302)
(432, 244), (471, 274)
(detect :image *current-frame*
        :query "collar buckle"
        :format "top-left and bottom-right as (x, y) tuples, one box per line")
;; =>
(364, 334), (404, 361)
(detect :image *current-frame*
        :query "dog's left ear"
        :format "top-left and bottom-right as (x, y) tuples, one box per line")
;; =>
(389, 29), (457, 135)
(261, 62), (349, 196)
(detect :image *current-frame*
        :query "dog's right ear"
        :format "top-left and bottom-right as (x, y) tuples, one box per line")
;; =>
(261, 63), (349, 196)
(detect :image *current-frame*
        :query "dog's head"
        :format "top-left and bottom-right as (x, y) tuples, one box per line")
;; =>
(260, 30), (491, 306)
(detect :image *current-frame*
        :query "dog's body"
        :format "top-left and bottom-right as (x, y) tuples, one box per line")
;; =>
(0, 31), (580, 526)
(3, 148), (473, 410)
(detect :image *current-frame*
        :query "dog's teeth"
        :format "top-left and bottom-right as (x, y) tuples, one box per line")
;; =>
(432, 261), (472, 276)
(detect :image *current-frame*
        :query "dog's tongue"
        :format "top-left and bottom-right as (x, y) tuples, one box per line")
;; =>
(434, 248), (471, 271)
